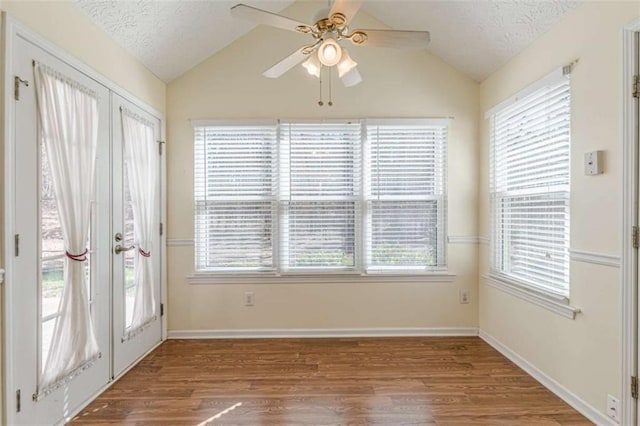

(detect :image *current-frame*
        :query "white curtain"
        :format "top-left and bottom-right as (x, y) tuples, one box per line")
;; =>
(121, 109), (157, 336)
(34, 63), (100, 394)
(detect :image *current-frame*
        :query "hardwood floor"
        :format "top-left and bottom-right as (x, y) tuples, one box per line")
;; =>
(71, 337), (590, 425)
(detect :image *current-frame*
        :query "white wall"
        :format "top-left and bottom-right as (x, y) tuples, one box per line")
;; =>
(166, 1), (480, 333)
(0, 1), (166, 421)
(478, 1), (640, 417)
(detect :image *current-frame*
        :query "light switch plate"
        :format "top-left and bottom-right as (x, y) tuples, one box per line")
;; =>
(585, 151), (603, 175)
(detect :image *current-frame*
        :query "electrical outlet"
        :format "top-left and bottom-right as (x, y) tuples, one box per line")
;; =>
(244, 292), (255, 307)
(585, 151), (603, 175)
(607, 394), (620, 423)
(459, 290), (470, 304)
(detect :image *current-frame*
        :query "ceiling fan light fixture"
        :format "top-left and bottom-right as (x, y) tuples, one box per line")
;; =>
(336, 48), (357, 78)
(302, 52), (321, 78)
(318, 37), (342, 67)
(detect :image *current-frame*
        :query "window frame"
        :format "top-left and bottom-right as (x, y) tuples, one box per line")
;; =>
(191, 118), (451, 281)
(486, 66), (578, 318)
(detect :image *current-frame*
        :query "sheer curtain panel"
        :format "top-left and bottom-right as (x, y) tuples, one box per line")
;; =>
(121, 109), (158, 339)
(34, 63), (100, 396)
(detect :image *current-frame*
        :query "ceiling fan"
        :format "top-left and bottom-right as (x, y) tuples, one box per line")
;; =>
(230, 0), (431, 88)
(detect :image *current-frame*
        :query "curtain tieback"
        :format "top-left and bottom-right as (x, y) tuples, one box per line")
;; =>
(66, 248), (88, 262)
(138, 247), (151, 258)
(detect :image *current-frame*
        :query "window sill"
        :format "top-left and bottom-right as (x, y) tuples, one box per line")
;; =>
(187, 271), (456, 285)
(483, 273), (580, 319)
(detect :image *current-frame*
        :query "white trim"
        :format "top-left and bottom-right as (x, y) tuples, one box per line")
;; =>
(2, 14), (18, 426)
(483, 274), (580, 320)
(447, 236), (481, 244)
(167, 238), (194, 247)
(191, 118), (277, 128)
(569, 249), (621, 268)
(479, 236), (490, 245)
(484, 65), (574, 119)
(187, 272), (456, 285)
(621, 17), (640, 426)
(168, 327), (479, 339)
(190, 118), (453, 128)
(479, 330), (615, 426)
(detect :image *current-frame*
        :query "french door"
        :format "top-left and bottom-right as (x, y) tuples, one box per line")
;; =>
(7, 34), (163, 425)
(111, 95), (163, 377)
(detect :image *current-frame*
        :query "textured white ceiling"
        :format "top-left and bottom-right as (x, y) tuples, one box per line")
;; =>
(73, 0), (580, 83)
(363, 0), (580, 81)
(73, 0), (295, 82)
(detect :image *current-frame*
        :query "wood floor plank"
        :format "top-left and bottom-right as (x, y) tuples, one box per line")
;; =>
(70, 337), (591, 425)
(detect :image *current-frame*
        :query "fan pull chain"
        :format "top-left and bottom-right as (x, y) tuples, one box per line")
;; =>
(318, 66), (324, 106)
(328, 69), (333, 107)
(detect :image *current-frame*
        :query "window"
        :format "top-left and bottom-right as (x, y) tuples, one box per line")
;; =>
(489, 70), (571, 296)
(194, 119), (448, 275)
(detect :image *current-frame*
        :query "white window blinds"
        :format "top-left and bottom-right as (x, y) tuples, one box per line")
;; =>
(193, 119), (448, 275)
(490, 71), (571, 295)
(366, 121), (447, 270)
(194, 124), (276, 271)
(280, 122), (361, 270)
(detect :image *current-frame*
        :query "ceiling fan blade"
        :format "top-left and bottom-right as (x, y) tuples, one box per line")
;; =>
(263, 48), (309, 79)
(231, 4), (313, 34)
(329, 0), (363, 26)
(351, 29), (431, 49)
(341, 67), (363, 87)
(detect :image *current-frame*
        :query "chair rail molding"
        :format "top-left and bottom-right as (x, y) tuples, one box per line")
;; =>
(569, 249), (621, 268)
(167, 238), (194, 247)
(447, 235), (481, 244)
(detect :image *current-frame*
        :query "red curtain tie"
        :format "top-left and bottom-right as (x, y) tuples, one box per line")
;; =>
(66, 248), (88, 262)
(138, 247), (151, 258)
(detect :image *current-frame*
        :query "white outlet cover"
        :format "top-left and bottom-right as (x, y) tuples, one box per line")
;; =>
(584, 151), (603, 175)
(607, 394), (620, 423)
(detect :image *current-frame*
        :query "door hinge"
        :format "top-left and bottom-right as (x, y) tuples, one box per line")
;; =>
(634, 74), (639, 99)
(160, 303), (164, 317)
(157, 140), (165, 156)
(14, 76), (29, 101)
(16, 389), (21, 413)
(159, 222), (164, 236)
(14, 234), (20, 256)
(633, 226), (639, 249)
(632, 376), (638, 399)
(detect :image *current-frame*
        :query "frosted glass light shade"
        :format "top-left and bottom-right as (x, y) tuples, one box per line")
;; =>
(302, 52), (321, 78)
(318, 38), (342, 67)
(337, 49), (357, 78)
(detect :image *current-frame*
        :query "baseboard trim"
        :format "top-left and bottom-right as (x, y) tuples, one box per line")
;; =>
(168, 327), (479, 339)
(479, 330), (614, 426)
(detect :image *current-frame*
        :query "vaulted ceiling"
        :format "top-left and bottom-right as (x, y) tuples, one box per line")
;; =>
(73, 0), (580, 83)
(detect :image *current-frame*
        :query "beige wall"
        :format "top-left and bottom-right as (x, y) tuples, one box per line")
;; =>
(478, 1), (640, 416)
(0, 1), (166, 422)
(166, 1), (480, 332)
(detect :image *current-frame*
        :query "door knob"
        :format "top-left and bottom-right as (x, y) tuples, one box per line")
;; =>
(114, 244), (134, 255)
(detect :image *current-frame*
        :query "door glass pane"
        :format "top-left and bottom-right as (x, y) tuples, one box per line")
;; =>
(41, 146), (64, 318)
(124, 164), (136, 328)
(41, 318), (56, 368)
(40, 141), (92, 372)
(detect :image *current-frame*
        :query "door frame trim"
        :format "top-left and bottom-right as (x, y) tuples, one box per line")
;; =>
(1, 14), (167, 425)
(622, 17), (640, 426)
